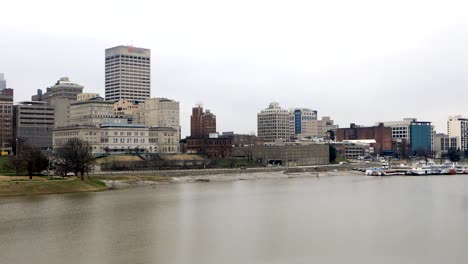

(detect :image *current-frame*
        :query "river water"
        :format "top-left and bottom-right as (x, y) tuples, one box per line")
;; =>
(2, 174), (468, 264)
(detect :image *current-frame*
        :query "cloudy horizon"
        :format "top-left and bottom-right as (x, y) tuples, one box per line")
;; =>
(2, 0), (468, 137)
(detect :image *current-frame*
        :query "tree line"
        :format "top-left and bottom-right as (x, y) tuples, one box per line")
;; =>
(4, 138), (94, 180)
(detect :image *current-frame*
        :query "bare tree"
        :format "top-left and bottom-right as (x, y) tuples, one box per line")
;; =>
(18, 143), (48, 179)
(55, 138), (94, 180)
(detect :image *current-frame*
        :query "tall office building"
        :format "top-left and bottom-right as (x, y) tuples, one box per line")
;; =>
(447, 115), (468, 151)
(13, 101), (55, 150)
(257, 102), (292, 142)
(105, 45), (151, 103)
(191, 105), (216, 138)
(290, 108), (317, 137)
(0, 73), (6, 90)
(0, 88), (13, 153)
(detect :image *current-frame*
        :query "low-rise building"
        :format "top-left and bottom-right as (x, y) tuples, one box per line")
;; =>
(53, 124), (179, 155)
(433, 133), (458, 157)
(232, 143), (329, 166)
(335, 123), (392, 155)
(13, 101), (54, 149)
(333, 140), (375, 159)
(186, 134), (232, 158)
(221, 132), (264, 147)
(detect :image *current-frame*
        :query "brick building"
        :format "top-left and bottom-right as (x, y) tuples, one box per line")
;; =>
(187, 105), (232, 158)
(186, 137), (232, 158)
(335, 123), (392, 155)
(191, 106), (216, 138)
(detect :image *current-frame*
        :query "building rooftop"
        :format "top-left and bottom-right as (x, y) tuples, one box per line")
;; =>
(16, 101), (49, 105)
(100, 123), (146, 128)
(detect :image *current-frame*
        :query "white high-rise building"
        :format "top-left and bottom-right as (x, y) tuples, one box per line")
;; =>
(105, 45), (151, 102)
(0, 73), (6, 90)
(447, 115), (468, 151)
(257, 102), (292, 142)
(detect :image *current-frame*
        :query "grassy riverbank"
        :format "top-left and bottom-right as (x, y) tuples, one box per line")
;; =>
(0, 176), (107, 197)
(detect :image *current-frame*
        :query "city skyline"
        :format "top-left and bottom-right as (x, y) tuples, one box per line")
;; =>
(2, 1), (468, 136)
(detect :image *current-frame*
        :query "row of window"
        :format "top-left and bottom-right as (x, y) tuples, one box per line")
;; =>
(106, 55), (150, 60)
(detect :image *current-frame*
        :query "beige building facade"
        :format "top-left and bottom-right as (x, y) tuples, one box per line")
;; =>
(306, 116), (337, 138)
(68, 100), (127, 127)
(134, 98), (180, 139)
(113, 99), (141, 116)
(53, 124), (179, 155)
(77, 93), (100, 102)
(257, 102), (292, 142)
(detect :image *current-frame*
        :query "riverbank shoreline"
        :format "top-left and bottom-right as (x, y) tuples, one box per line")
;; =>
(0, 167), (361, 197)
(0, 176), (107, 197)
(97, 169), (363, 190)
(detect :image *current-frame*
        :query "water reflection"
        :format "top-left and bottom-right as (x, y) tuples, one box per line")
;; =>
(2, 175), (468, 263)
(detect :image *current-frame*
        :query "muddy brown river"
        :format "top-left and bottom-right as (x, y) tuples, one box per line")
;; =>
(1, 174), (468, 263)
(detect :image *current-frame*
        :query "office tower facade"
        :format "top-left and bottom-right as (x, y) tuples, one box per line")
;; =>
(105, 45), (151, 102)
(409, 121), (432, 152)
(447, 115), (468, 151)
(191, 105), (216, 138)
(0, 73), (6, 90)
(13, 101), (55, 150)
(290, 108), (317, 136)
(0, 88), (13, 153)
(257, 102), (291, 142)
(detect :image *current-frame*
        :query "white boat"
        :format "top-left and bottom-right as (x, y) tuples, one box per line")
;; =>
(365, 167), (385, 176)
(408, 166), (431, 175)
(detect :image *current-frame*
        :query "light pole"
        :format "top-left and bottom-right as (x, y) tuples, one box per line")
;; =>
(15, 138), (18, 156)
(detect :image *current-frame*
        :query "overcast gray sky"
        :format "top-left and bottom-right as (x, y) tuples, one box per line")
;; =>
(1, 0), (468, 137)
